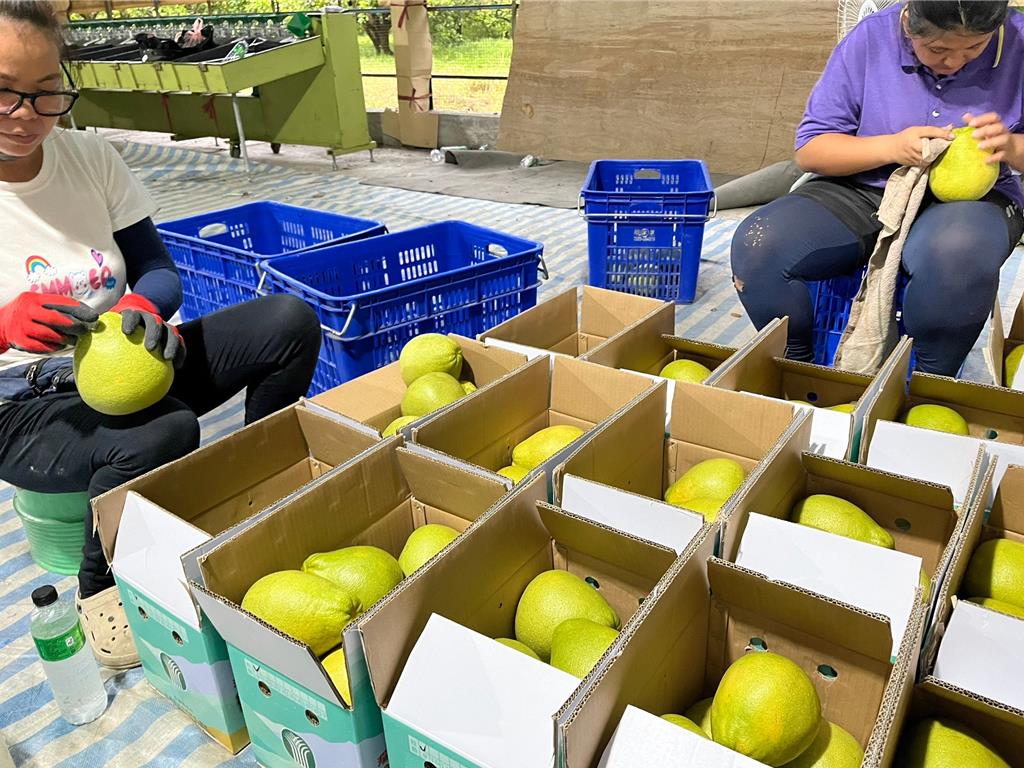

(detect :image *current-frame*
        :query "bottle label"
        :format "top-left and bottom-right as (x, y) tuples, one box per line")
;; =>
(34, 622), (86, 662)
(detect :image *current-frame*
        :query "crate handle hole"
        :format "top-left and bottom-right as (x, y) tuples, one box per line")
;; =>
(258, 681), (272, 697)
(895, 518), (911, 532)
(635, 169), (662, 180)
(747, 637), (769, 652)
(585, 576), (601, 589)
(817, 664), (838, 680)
(171, 631), (183, 646)
(137, 606), (148, 620)
(487, 244), (509, 257)
(305, 710), (320, 727)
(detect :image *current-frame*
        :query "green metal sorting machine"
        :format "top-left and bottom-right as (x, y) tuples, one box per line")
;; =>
(67, 11), (375, 172)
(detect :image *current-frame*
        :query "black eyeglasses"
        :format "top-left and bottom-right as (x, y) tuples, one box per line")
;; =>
(0, 63), (79, 117)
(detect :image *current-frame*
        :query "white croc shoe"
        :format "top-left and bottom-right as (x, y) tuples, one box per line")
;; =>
(75, 587), (140, 671)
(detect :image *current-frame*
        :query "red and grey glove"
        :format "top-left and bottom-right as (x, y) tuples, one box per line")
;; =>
(110, 294), (186, 369)
(0, 292), (99, 354)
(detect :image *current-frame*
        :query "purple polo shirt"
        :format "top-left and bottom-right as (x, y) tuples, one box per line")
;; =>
(797, 4), (1024, 208)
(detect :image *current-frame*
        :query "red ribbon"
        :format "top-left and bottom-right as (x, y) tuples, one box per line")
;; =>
(389, 0), (427, 29)
(200, 96), (223, 138)
(398, 86), (432, 112)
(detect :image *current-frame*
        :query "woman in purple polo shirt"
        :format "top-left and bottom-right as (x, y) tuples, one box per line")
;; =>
(730, 0), (1024, 376)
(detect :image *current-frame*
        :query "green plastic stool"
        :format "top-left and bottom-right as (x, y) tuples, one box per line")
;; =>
(13, 489), (88, 576)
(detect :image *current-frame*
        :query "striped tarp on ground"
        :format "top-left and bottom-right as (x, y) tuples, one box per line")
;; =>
(0, 139), (1021, 767)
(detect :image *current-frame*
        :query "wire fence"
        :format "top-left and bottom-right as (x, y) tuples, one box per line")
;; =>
(65, 2), (516, 114)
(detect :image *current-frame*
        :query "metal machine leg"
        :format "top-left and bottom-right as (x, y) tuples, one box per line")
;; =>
(231, 94), (251, 175)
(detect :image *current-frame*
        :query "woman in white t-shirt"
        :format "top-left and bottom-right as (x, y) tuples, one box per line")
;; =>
(0, 2), (321, 670)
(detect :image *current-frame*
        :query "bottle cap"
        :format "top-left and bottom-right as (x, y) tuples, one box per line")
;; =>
(31, 585), (58, 608)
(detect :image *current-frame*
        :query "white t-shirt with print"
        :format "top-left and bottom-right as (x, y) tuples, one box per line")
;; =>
(0, 129), (157, 370)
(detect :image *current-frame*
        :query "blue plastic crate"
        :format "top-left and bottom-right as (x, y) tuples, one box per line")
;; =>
(260, 221), (546, 395)
(809, 267), (910, 367)
(580, 160), (715, 304)
(158, 201), (386, 321)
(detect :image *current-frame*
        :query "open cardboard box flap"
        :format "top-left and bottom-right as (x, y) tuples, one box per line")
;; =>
(577, 303), (694, 376)
(558, 540), (916, 768)
(481, 286), (666, 358)
(986, 294), (1024, 389)
(309, 335), (527, 432)
(92, 403), (379, 563)
(357, 478), (679, 768)
(191, 439), (509, 709)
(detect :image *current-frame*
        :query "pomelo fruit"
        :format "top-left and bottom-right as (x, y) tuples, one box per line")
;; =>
(920, 570), (932, 603)
(963, 538), (1024, 609)
(495, 637), (541, 660)
(400, 371), (466, 417)
(1005, 345), (1024, 388)
(497, 464), (531, 484)
(828, 402), (857, 413)
(685, 697), (714, 738)
(461, 380), (477, 394)
(399, 333), (462, 385)
(790, 400), (813, 407)
(399, 523), (460, 576)
(661, 714), (709, 739)
(302, 545), (403, 613)
(660, 359), (712, 383)
(898, 717), (1010, 767)
(664, 458), (746, 507)
(322, 648), (351, 706)
(902, 404), (970, 436)
(241, 570), (359, 656)
(790, 494), (894, 549)
(969, 596), (1024, 619)
(782, 720), (863, 768)
(514, 570), (619, 661)
(382, 415), (418, 437)
(73, 311), (174, 416)
(549, 618), (619, 678)
(512, 425), (585, 470)
(711, 651), (821, 766)
(929, 127), (999, 203)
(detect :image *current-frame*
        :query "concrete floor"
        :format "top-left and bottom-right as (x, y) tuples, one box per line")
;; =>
(94, 128), (758, 221)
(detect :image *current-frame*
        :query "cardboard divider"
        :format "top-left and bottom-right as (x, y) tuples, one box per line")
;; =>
(190, 438), (510, 768)
(923, 462), (1024, 716)
(480, 286), (667, 359)
(411, 355), (657, 497)
(558, 549), (925, 767)
(710, 318), (904, 461)
(863, 368), (1024, 503)
(308, 335), (528, 436)
(552, 379), (807, 552)
(356, 478), (682, 768)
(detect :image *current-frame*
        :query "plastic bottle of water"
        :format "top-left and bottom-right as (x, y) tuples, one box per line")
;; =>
(29, 586), (107, 726)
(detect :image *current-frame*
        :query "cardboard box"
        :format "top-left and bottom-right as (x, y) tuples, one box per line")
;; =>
(411, 355), (657, 499)
(309, 334), (528, 438)
(553, 378), (807, 553)
(710, 319), (905, 461)
(719, 439), (966, 658)
(986, 293), (1024, 389)
(922, 462), (1024, 715)
(558, 541), (927, 768)
(356, 478), (685, 768)
(864, 348), (1024, 506)
(883, 677), (1024, 767)
(190, 438), (510, 768)
(480, 286), (667, 360)
(91, 402), (380, 753)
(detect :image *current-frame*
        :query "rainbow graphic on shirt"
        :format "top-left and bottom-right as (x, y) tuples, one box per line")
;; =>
(25, 255), (51, 274)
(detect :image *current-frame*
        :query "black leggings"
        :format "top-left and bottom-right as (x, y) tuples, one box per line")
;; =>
(730, 193), (1023, 375)
(0, 294), (321, 597)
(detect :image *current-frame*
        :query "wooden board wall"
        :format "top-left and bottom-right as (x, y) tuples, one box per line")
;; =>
(497, 0), (836, 174)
